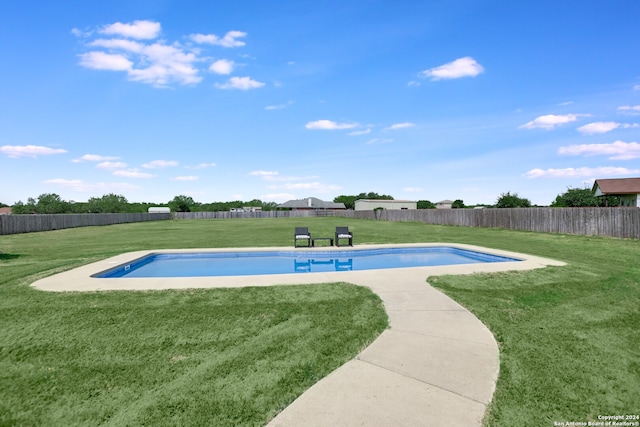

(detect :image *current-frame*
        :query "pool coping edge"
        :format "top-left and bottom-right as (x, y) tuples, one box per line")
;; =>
(31, 243), (566, 292)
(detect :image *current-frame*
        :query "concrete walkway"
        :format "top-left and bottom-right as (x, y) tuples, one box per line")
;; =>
(267, 269), (500, 426)
(32, 243), (565, 426)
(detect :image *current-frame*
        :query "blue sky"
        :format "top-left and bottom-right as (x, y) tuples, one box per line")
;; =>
(2, 0), (640, 206)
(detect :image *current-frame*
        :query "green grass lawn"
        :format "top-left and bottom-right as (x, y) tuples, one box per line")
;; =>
(1, 217), (638, 426)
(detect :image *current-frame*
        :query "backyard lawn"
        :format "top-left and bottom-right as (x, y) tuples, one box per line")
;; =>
(0, 217), (638, 426)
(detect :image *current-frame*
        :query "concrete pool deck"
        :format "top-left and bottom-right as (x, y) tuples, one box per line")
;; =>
(31, 243), (565, 426)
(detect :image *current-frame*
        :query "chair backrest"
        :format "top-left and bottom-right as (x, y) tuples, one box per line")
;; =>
(336, 226), (350, 234)
(295, 227), (309, 235)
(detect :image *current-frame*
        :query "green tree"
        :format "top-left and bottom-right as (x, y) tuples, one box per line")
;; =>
(495, 192), (531, 208)
(551, 187), (600, 207)
(127, 202), (157, 213)
(67, 201), (89, 213)
(35, 193), (70, 213)
(18, 197), (37, 214)
(11, 201), (30, 214)
(87, 194), (130, 213)
(452, 199), (465, 209)
(168, 195), (197, 212)
(333, 195), (357, 210)
(417, 200), (435, 209)
(334, 192), (394, 210)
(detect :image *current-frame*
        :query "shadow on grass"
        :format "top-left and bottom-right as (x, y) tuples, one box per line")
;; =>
(0, 253), (21, 261)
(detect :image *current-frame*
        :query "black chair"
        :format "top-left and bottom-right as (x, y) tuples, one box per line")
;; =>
(335, 226), (353, 247)
(294, 227), (311, 247)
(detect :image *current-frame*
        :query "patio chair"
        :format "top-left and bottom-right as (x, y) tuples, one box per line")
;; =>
(294, 227), (311, 247)
(335, 226), (353, 247)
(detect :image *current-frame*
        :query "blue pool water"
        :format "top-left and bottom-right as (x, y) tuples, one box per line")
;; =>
(94, 247), (519, 278)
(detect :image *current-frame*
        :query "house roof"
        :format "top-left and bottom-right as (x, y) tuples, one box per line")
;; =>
(436, 200), (454, 204)
(0, 207), (11, 215)
(592, 178), (640, 195)
(277, 197), (346, 209)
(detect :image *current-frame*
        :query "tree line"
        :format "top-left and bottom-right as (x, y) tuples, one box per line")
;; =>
(5, 188), (619, 215)
(9, 194), (280, 215)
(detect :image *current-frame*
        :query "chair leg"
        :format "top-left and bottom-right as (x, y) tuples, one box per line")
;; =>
(295, 238), (310, 248)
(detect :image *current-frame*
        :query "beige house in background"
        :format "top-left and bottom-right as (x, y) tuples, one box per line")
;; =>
(435, 200), (454, 209)
(354, 199), (417, 211)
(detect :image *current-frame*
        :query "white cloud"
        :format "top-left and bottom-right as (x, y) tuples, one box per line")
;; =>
(577, 122), (619, 135)
(1, 145), (67, 158)
(524, 166), (640, 179)
(72, 154), (119, 163)
(421, 57), (484, 80)
(79, 51), (133, 71)
(305, 120), (359, 130)
(172, 176), (198, 181)
(618, 105), (640, 115)
(142, 160), (178, 169)
(96, 161), (128, 170)
(44, 179), (141, 192)
(129, 65), (200, 87)
(386, 122), (415, 130)
(366, 138), (393, 145)
(265, 101), (294, 110)
(113, 169), (154, 178)
(129, 43), (201, 86)
(249, 170), (279, 178)
(79, 44), (201, 86)
(89, 38), (145, 53)
(77, 23), (249, 87)
(100, 20), (161, 40)
(348, 128), (371, 136)
(577, 122), (638, 135)
(215, 76), (265, 90)
(519, 114), (588, 130)
(71, 27), (91, 38)
(250, 171), (320, 184)
(264, 179), (341, 194)
(634, 85), (640, 91)
(187, 163), (217, 169)
(209, 59), (235, 75)
(190, 30), (247, 48)
(559, 141), (640, 160)
(260, 193), (297, 203)
(277, 182), (341, 192)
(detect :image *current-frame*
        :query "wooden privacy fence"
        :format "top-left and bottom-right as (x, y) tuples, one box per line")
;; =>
(174, 210), (339, 219)
(0, 213), (171, 235)
(3, 208), (637, 239)
(340, 207), (640, 239)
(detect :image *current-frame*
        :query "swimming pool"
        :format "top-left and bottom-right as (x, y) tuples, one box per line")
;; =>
(93, 246), (520, 278)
